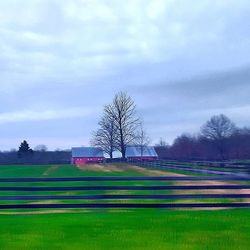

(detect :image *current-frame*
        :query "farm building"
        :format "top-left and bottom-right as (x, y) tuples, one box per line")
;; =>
(125, 146), (158, 161)
(71, 147), (105, 165)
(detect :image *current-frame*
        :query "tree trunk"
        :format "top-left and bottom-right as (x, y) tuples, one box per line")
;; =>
(121, 147), (126, 159)
(109, 151), (113, 159)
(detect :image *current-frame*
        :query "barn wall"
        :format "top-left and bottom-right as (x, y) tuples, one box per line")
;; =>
(72, 157), (105, 165)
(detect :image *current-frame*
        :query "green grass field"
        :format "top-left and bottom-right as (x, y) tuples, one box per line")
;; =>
(0, 210), (249, 250)
(0, 164), (249, 250)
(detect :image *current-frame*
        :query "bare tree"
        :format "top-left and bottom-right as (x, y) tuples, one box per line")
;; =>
(34, 144), (48, 152)
(104, 92), (140, 158)
(201, 114), (236, 159)
(171, 134), (197, 159)
(136, 122), (151, 157)
(91, 115), (117, 158)
(155, 138), (167, 147)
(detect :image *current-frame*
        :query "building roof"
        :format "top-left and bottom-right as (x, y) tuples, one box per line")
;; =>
(125, 146), (158, 157)
(72, 147), (104, 158)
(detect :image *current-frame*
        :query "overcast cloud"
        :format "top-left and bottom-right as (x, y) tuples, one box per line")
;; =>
(0, 0), (250, 150)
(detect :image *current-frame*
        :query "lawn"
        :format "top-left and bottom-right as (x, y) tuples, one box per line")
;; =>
(0, 209), (249, 250)
(0, 164), (249, 249)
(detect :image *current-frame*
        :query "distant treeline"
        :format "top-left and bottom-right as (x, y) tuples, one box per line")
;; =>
(1, 114), (250, 164)
(0, 151), (71, 165)
(155, 115), (250, 160)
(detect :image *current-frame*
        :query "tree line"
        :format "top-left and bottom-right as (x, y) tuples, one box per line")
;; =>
(0, 92), (149, 164)
(1, 92), (249, 163)
(0, 141), (71, 165)
(155, 114), (250, 160)
(91, 93), (250, 161)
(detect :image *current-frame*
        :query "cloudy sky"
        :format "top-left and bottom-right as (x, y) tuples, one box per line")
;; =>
(0, 0), (250, 150)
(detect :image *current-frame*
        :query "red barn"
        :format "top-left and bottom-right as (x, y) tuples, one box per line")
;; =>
(71, 147), (105, 165)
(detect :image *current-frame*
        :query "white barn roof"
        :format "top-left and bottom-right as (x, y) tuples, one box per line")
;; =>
(72, 147), (104, 158)
(125, 146), (158, 157)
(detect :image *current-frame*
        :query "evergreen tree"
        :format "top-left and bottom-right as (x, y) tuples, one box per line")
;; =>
(18, 140), (33, 158)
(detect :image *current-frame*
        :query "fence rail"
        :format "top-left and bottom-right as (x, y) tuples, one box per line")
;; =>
(1, 194), (250, 200)
(0, 176), (249, 182)
(0, 185), (250, 191)
(0, 203), (250, 209)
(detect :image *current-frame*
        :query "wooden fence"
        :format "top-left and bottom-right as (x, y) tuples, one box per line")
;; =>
(129, 160), (250, 177)
(0, 176), (249, 209)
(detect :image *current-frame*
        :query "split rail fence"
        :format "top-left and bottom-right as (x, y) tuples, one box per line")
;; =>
(130, 160), (250, 177)
(0, 176), (250, 209)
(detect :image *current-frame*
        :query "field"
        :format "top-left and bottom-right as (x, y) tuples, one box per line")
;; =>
(0, 164), (249, 250)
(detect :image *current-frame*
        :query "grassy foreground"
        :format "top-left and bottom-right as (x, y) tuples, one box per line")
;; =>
(0, 164), (249, 249)
(0, 209), (249, 250)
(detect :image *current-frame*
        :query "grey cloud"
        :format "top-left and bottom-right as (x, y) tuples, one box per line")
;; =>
(0, 0), (250, 149)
